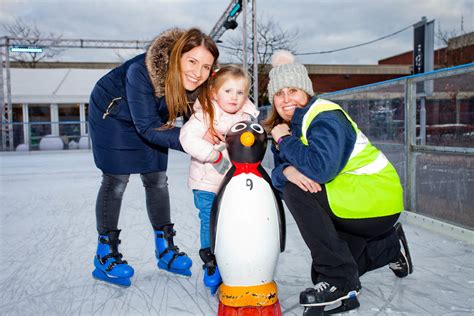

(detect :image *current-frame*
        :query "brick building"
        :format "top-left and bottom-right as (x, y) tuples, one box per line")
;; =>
(379, 31), (474, 68)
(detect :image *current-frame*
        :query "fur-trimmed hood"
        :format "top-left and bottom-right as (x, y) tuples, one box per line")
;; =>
(145, 28), (184, 98)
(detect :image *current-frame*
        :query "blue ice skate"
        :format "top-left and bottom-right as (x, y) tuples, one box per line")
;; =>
(199, 248), (222, 295)
(155, 224), (192, 277)
(199, 247), (222, 295)
(92, 230), (134, 287)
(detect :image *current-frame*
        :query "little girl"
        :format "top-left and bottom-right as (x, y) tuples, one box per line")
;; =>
(180, 65), (259, 294)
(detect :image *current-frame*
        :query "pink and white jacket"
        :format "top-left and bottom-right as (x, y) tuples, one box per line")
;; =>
(180, 98), (259, 193)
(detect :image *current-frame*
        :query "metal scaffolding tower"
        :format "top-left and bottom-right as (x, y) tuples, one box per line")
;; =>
(209, 0), (258, 106)
(1, 38), (13, 151)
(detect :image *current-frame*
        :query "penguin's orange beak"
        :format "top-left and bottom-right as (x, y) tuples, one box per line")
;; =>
(240, 131), (255, 147)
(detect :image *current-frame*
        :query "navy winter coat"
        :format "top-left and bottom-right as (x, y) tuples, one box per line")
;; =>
(88, 29), (186, 174)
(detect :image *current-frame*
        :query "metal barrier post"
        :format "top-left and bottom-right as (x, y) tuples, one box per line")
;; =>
(404, 79), (417, 212)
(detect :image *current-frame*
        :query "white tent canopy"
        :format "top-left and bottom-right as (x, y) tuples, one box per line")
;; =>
(10, 68), (110, 104)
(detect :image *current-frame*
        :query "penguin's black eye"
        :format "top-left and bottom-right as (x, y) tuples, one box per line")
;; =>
(250, 123), (264, 134)
(231, 123), (247, 133)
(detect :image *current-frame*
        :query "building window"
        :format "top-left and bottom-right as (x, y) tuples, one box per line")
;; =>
(59, 104), (81, 144)
(12, 104), (24, 148)
(28, 105), (51, 149)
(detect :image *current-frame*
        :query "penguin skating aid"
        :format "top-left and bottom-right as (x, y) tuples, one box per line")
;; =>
(210, 121), (286, 315)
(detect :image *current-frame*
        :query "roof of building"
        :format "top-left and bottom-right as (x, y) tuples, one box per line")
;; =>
(9, 68), (109, 104)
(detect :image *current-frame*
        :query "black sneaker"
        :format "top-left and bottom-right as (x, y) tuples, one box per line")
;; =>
(389, 222), (413, 278)
(300, 281), (361, 307)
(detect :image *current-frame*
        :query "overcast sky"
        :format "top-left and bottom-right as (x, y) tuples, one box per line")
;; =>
(1, 0), (473, 65)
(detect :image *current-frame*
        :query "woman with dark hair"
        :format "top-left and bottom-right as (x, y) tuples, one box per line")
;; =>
(264, 51), (413, 313)
(88, 27), (219, 287)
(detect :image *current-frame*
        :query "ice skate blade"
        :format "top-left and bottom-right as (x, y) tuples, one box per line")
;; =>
(395, 222), (413, 274)
(207, 284), (220, 295)
(301, 289), (359, 307)
(92, 269), (131, 287)
(158, 262), (192, 277)
(303, 297), (360, 315)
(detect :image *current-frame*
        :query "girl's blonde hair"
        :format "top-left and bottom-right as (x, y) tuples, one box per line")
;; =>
(200, 64), (250, 136)
(164, 28), (219, 126)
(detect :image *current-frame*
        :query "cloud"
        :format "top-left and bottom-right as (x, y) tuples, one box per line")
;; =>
(1, 0), (472, 64)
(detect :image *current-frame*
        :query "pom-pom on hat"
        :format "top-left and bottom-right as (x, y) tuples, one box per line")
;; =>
(267, 50), (314, 105)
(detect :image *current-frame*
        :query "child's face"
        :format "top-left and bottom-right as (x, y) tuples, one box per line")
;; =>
(212, 77), (247, 114)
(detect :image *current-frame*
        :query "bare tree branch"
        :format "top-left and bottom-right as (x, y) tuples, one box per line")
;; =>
(226, 14), (298, 66)
(224, 14), (299, 104)
(2, 18), (65, 68)
(436, 21), (472, 67)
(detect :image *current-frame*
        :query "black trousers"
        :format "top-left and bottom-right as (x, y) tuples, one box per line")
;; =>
(283, 182), (401, 291)
(95, 171), (171, 235)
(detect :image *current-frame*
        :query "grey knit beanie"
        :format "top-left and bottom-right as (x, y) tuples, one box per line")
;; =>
(267, 50), (314, 104)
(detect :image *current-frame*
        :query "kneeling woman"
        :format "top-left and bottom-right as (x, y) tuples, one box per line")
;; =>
(264, 51), (413, 312)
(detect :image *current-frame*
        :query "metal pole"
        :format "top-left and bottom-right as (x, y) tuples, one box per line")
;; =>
(420, 96), (426, 145)
(455, 98), (461, 124)
(22, 103), (29, 148)
(51, 103), (59, 136)
(404, 79), (417, 212)
(252, 0), (258, 106)
(79, 103), (86, 136)
(5, 37), (13, 151)
(0, 41), (5, 151)
(242, 0), (247, 72)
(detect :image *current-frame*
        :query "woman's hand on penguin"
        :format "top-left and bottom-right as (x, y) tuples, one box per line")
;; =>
(283, 166), (322, 193)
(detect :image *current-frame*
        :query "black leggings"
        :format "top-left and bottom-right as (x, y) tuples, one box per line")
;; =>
(283, 182), (401, 290)
(95, 171), (171, 235)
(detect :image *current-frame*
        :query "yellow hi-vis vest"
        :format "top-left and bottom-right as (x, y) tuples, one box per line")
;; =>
(300, 98), (404, 219)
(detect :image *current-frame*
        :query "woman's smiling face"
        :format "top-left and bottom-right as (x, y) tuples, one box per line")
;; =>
(180, 45), (215, 91)
(273, 87), (309, 121)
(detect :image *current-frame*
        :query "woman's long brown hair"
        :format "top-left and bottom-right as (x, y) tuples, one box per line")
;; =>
(164, 28), (219, 126)
(199, 65), (250, 137)
(262, 107), (287, 132)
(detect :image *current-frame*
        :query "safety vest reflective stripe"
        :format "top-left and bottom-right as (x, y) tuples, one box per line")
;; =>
(302, 99), (386, 176)
(347, 152), (388, 175)
(341, 132), (384, 174)
(348, 131), (369, 160)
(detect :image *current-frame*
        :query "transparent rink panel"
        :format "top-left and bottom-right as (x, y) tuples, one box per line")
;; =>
(327, 84), (406, 185)
(415, 152), (474, 230)
(416, 72), (474, 147)
(327, 83), (406, 144)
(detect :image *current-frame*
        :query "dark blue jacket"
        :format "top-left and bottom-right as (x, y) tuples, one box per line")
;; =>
(271, 98), (356, 191)
(88, 53), (183, 174)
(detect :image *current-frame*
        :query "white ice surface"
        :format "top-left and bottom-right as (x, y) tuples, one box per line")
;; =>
(1, 150), (473, 315)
